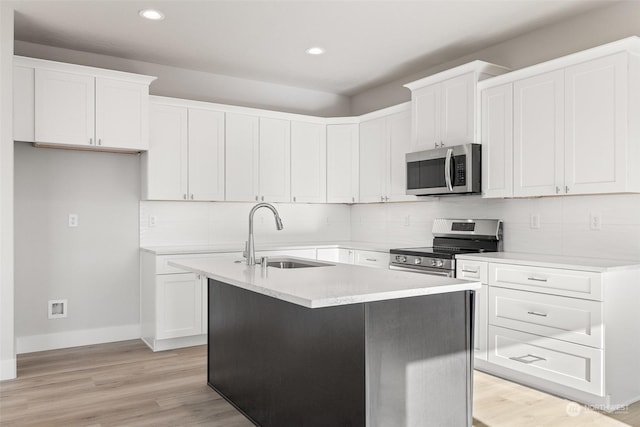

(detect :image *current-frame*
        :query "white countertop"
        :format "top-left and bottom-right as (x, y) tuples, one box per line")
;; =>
(141, 240), (396, 255)
(456, 252), (640, 272)
(170, 256), (481, 309)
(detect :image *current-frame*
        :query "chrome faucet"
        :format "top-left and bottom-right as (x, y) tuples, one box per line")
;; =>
(244, 203), (284, 265)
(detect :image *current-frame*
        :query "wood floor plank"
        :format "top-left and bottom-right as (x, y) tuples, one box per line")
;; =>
(1, 340), (638, 426)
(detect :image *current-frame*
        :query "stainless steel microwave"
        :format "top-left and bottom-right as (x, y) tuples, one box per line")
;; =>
(406, 143), (481, 196)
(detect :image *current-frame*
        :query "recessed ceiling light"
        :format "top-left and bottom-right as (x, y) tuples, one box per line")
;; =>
(139, 9), (165, 21)
(305, 47), (325, 55)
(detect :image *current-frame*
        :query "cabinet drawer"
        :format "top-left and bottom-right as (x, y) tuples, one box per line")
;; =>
(456, 260), (488, 283)
(354, 250), (390, 268)
(489, 287), (603, 348)
(489, 263), (602, 300)
(488, 326), (603, 396)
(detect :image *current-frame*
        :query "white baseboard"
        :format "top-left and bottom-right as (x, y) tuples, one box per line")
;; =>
(0, 357), (17, 380)
(16, 324), (141, 354)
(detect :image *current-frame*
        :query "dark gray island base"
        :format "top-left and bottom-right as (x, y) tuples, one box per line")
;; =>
(208, 278), (474, 427)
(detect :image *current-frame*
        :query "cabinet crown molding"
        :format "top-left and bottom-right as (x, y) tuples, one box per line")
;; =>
(14, 55), (157, 85)
(478, 36), (640, 90)
(403, 60), (510, 91)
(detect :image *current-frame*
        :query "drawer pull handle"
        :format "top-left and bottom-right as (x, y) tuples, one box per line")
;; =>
(509, 354), (546, 364)
(527, 277), (548, 282)
(365, 258), (378, 262)
(527, 311), (548, 317)
(462, 269), (479, 274)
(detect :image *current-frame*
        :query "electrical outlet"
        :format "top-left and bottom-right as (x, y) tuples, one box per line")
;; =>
(590, 212), (602, 230)
(68, 214), (78, 227)
(149, 215), (157, 227)
(529, 213), (540, 229)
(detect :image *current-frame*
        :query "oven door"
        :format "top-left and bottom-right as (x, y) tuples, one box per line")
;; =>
(389, 264), (455, 277)
(406, 143), (480, 196)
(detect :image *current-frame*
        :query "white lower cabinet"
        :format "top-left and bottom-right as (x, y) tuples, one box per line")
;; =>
(316, 248), (354, 264)
(460, 255), (640, 410)
(141, 251), (238, 351)
(353, 250), (390, 268)
(156, 273), (204, 340)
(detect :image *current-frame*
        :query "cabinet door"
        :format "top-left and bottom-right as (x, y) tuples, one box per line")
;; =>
(13, 65), (34, 142)
(327, 124), (359, 203)
(291, 121), (326, 203)
(359, 117), (387, 203)
(481, 83), (513, 198)
(34, 68), (95, 146)
(95, 78), (149, 150)
(259, 117), (291, 202)
(441, 72), (475, 146)
(156, 273), (203, 339)
(225, 113), (259, 202)
(411, 83), (441, 151)
(513, 70), (564, 197)
(565, 53), (627, 195)
(386, 110), (415, 202)
(144, 103), (188, 200)
(188, 108), (225, 201)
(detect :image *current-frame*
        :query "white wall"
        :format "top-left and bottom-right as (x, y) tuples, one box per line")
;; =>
(13, 144), (141, 353)
(14, 41), (351, 118)
(352, 194), (640, 261)
(351, 1), (640, 114)
(0, 4), (16, 380)
(140, 201), (351, 248)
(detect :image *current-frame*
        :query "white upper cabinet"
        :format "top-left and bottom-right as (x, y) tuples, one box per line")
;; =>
(187, 108), (225, 201)
(291, 121), (326, 203)
(564, 53), (627, 195)
(225, 113), (260, 202)
(405, 61), (510, 152)
(326, 123), (359, 203)
(225, 114), (290, 203)
(95, 77), (151, 151)
(258, 117), (291, 203)
(481, 84), (513, 198)
(143, 102), (188, 200)
(480, 38), (640, 198)
(35, 68), (95, 147)
(513, 70), (565, 197)
(15, 56), (156, 152)
(359, 105), (414, 203)
(143, 99), (225, 201)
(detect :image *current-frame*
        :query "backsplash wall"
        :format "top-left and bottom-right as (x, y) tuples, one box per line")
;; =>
(140, 201), (351, 247)
(351, 194), (640, 261)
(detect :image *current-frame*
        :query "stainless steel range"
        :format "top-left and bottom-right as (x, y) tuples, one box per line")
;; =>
(389, 218), (503, 277)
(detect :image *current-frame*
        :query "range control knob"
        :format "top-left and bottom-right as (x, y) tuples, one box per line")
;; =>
(436, 259), (444, 267)
(414, 258), (422, 265)
(396, 255), (407, 263)
(430, 259), (437, 267)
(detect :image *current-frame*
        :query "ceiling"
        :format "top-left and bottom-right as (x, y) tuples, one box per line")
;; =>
(11, 0), (620, 96)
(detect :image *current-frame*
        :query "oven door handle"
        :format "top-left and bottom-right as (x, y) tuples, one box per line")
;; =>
(444, 148), (453, 192)
(389, 264), (454, 277)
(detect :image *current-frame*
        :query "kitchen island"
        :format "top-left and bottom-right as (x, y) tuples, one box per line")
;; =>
(170, 256), (481, 427)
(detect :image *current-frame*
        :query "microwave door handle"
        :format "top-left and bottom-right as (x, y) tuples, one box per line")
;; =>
(445, 148), (453, 192)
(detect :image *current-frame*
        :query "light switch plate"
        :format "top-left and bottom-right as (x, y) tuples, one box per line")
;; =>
(529, 214), (540, 229)
(590, 212), (602, 230)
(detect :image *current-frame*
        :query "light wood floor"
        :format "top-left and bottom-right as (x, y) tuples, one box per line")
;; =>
(1, 340), (639, 426)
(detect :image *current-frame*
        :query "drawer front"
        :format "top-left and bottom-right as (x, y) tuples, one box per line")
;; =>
(255, 248), (317, 260)
(489, 263), (602, 301)
(354, 250), (390, 269)
(489, 287), (603, 348)
(156, 252), (240, 274)
(456, 260), (488, 284)
(488, 326), (603, 396)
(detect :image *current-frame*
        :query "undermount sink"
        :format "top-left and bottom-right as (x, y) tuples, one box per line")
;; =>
(264, 258), (333, 269)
